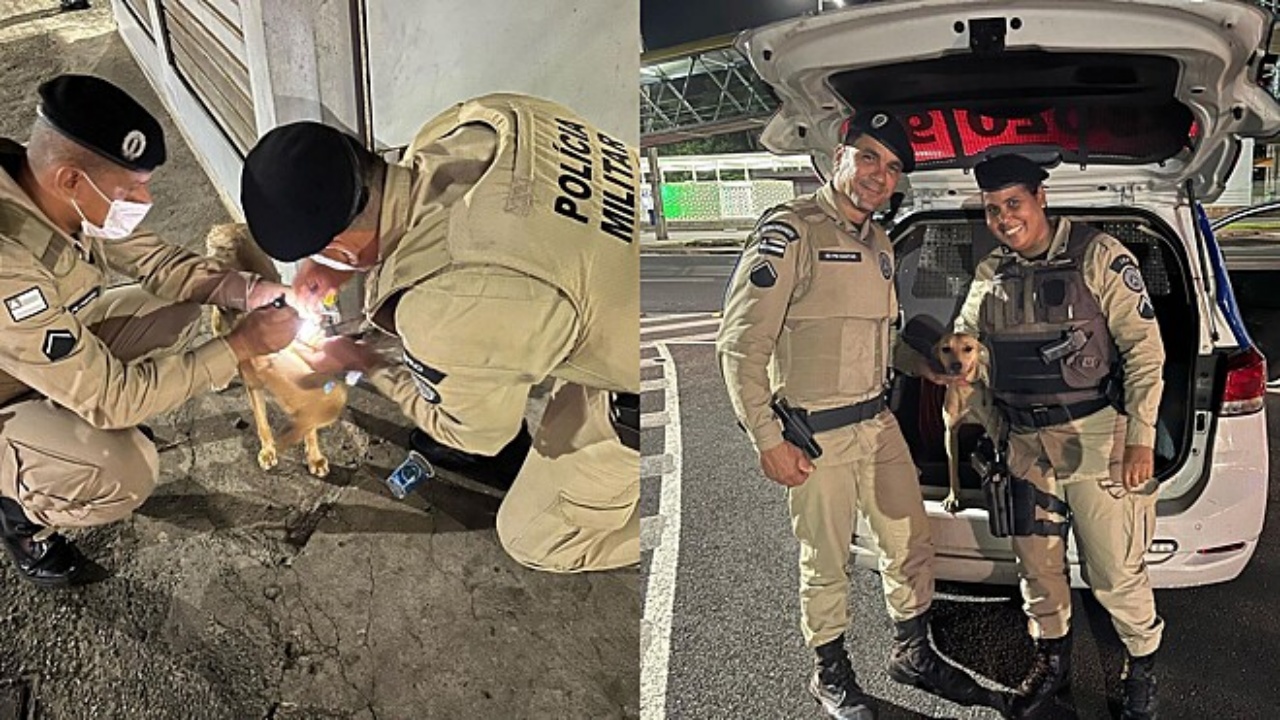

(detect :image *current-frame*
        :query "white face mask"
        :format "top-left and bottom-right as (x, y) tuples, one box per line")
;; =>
(72, 173), (152, 240)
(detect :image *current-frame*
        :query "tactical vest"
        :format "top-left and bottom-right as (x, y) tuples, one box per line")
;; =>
(0, 147), (106, 406)
(772, 194), (896, 408)
(980, 222), (1118, 410)
(365, 94), (640, 393)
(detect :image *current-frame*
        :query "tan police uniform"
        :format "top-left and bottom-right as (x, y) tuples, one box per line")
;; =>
(0, 138), (261, 531)
(358, 94), (640, 573)
(955, 216), (1165, 658)
(718, 183), (934, 647)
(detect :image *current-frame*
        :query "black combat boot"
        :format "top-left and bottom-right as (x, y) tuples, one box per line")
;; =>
(1121, 651), (1158, 719)
(409, 421), (532, 492)
(0, 497), (85, 588)
(809, 635), (876, 720)
(886, 613), (1009, 713)
(60, 0), (91, 11)
(1009, 632), (1072, 719)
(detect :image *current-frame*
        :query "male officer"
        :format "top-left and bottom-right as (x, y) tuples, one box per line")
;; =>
(0, 74), (300, 587)
(239, 93), (639, 574)
(955, 153), (1164, 719)
(717, 111), (1003, 719)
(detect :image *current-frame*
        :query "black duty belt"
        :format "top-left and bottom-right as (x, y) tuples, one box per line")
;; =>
(997, 397), (1111, 429)
(803, 394), (888, 433)
(609, 392), (640, 451)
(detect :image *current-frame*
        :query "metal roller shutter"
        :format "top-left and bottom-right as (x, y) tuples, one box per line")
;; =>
(159, 0), (256, 155)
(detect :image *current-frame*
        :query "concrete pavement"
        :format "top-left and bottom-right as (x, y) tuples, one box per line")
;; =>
(0, 5), (637, 719)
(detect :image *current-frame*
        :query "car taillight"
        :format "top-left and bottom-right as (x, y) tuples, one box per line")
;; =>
(1222, 347), (1267, 416)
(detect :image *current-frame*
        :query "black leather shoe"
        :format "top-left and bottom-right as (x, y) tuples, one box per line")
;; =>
(409, 421), (532, 492)
(1121, 651), (1158, 719)
(886, 613), (1009, 713)
(60, 0), (90, 11)
(1010, 632), (1072, 719)
(810, 635), (877, 720)
(2, 532), (88, 588)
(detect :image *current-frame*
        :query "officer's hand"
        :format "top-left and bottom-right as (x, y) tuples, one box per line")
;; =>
(225, 305), (301, 361)
(1122, 445), (1155, 490)
(246, 279), (297, 310)
(292, 259), (354, 316)
(759, 442), (815, 487)
(294, 336), (386, 375)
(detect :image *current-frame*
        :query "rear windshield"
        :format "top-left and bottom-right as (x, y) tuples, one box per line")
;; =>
(830, 52), (1197, 168)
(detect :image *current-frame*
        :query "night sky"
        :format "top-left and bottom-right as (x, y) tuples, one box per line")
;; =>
(641, 0), (819, 53)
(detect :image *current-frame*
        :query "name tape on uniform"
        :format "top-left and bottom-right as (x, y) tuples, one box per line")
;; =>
(5, 286), (48, 323)
(552, 118), (637, 244)
(818, 250), (862, 263)
(403, 350), (446, 404)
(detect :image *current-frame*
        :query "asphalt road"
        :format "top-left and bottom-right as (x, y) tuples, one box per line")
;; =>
(641, 253), (1280, 719)
(640, 254), (737, 314)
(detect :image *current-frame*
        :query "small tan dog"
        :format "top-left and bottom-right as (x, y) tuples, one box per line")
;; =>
(206, 223), (346, 477)
(935, 331), (992, 513)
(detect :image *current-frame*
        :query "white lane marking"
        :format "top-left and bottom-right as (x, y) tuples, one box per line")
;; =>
(641, 312), (713, 325)
(641, 342), (684, 720)
(642, 357), (667, 370)
(641, 319), (723, 337)
(641, 411), (670, 429)
(640, 515), (665, 552)
(641, 378), (666, 393)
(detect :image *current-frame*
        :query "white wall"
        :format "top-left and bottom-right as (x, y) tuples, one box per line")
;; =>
(112, 0), (639, 218)
(366, 2), (639, 147)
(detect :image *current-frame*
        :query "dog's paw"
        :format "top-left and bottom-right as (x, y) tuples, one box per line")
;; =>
(307, 456), (330, 478)
(258, 446), (279, 471)
(941, 494), (963, 514)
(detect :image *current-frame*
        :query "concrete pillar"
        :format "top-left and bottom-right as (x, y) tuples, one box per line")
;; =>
(647, 147), (668, 241)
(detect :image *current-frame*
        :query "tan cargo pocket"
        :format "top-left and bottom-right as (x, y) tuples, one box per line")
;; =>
(558, 492), (635, 532)
(4, 440), (125, 527)
(1123, 492), (1157, 568)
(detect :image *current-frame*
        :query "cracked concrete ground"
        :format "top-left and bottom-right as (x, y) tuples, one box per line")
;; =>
(0, 4), (639, 719)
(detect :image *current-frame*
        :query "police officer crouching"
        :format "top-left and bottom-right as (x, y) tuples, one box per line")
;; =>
(239, 94), (639, 574)
(954, 153), (1165, 719)
(0, 75), (300, 587)
(718, 111), (1005, 719)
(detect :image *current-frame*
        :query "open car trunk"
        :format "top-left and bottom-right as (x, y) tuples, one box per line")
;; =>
(888, 210), (1202, 497)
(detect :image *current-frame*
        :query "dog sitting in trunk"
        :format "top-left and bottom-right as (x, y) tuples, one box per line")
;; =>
(206, 223), (346, 477)
(935, 331), (993, 513)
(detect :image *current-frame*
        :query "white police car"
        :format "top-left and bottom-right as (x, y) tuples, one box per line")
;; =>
(738, 0), (1277, 588)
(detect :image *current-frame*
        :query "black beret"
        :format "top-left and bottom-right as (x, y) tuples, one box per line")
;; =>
(974, 153), (1049, 192)
(37, 74), (166, 172)
(240, 121), (366, 262)
(841, 109), (915, 173)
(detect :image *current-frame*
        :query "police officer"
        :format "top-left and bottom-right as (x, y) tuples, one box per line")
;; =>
(0, 74), (300, 587)
(718, 111), (1003, 719)
(239, 93), (640, 574)
(955, 153), (1163, 719)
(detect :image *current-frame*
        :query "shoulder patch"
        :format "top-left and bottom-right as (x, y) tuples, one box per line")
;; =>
(1137, 295), (1156, 320)
(749, 261), (777, 288)
(756, 221), (799, 242)
(1121, 265), (1145, 293)
(42, 329), (76, 361)
(1109, 254), (1137, 274)
(403, 350), (446, 404)
(5, 286), (48, 323)
(878, 252), (893, 280)
(756, 237), (789, 258)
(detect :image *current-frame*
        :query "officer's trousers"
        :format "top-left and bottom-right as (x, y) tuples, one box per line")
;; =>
(786, 410), (934, 648)
(1006, 406), (1163, 658)
(496, 380), (639, 573)
(0, 286), (199, 530)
